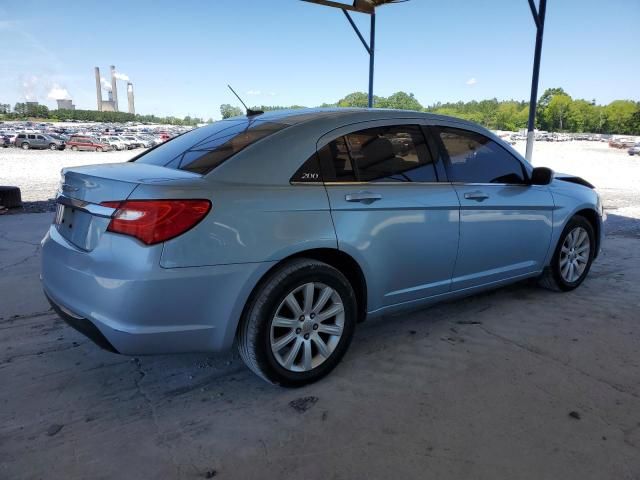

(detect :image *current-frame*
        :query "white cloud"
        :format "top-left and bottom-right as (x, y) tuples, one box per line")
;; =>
(268, 92), (276, 96)
(246, 89), (261, 96)
(100, 77), (112, 91)
(47, 86), (70, 100)
(465, 77), (477, 86)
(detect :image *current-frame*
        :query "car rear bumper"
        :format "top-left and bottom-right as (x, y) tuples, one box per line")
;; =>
(41, 225), (275, 355)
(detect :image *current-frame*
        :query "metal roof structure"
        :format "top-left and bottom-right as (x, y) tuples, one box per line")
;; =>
(301, 0), (548, 161)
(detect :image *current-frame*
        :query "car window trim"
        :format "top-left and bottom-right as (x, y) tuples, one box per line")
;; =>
(318, 124), (439, 185)
(432, 125), (531, 186)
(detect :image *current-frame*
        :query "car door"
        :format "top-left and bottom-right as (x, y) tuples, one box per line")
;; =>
(431, 125), (554, 291)
(316, 122), (460, 312)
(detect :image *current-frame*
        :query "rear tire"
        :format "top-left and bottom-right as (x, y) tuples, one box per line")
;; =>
(21, 142), (30, 150)
(538, 215), (595, 292)
(238, 258), (357, 387)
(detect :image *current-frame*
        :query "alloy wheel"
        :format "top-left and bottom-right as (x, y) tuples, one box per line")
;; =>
(559, 226), (590, 283)
(270, 282), (345, 372)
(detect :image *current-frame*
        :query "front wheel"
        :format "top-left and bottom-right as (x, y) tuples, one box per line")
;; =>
(96, 146), (103, 152)
(49, 143), (58, 150)
(539, 215), (595, 291)
(71, 145), (78, 151)
(238, 259), (357, 387)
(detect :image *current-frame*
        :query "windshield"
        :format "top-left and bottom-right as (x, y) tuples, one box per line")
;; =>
(133, 119), (288, 175)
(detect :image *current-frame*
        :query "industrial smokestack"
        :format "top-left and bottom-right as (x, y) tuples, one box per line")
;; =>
(110, 65), (118, 112)
(127, 82), (135, 115)
(94, 67), (103, 111)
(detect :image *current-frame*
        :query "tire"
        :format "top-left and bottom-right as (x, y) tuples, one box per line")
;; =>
(538, 215), (595, 292)
(238, 258), (357, 387)
(49, 143), (58, 150)
(21, 142), (30, 150)
(71, 146), (78, 151)
(0, 186), (22, 208)
(95, 147), (102, 152)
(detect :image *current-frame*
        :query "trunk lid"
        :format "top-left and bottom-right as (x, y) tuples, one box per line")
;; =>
(55, 162), (200, 251)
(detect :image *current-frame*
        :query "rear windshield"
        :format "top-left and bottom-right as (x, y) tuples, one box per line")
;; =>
(133, 119), (288, 175)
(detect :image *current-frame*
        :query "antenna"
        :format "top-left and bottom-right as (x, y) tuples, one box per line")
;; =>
(227, 85), (264, 117)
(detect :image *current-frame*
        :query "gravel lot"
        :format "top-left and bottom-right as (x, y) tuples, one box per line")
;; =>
(0, 148), (138, 202)
(1, 139), (639, 479)
(1, 214), (639, 479)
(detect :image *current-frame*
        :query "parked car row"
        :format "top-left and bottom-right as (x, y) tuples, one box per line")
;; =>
(0, 120), (188, 153)
(0, 131), (167, 152)
(609, 137), (637, 149)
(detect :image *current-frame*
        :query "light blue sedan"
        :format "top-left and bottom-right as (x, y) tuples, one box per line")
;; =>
(41, 109), (605, 386)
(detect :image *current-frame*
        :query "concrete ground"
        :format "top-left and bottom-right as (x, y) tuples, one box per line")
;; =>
(1, 209), (639, 479)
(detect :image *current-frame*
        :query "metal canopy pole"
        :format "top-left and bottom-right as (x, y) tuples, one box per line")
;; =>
(368, 12), (375, 108)
(525, 0), (547, 162)
(341, 9), (375, 108)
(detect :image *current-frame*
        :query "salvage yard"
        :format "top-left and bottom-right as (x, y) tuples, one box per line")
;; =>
(1, 141), (639, 479)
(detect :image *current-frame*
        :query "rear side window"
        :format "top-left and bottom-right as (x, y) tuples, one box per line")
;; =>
(318, 125), (437, 183)
(134, 119), (288, 175)
(437, 127), (526, 184)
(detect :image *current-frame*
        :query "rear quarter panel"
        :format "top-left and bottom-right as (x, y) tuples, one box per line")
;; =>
(135, 128), (338, 268)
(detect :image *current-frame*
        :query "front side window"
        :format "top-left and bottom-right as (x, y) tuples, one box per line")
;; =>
(437, 127), (526, 184)
(318, 125), (437, 183)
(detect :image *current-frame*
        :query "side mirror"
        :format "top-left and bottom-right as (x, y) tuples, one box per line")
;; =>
(530, 167), (554, 185)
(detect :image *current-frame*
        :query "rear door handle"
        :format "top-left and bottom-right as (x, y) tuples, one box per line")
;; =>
(464, 191), (489, 201)
(345, 192), (382, 204)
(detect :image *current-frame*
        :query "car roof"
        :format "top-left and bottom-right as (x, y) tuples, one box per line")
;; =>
(221, 107), (479, 129)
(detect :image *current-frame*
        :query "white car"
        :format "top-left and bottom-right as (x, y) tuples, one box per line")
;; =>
(99, 137), (127, 151)
(134, 136), (154, 148)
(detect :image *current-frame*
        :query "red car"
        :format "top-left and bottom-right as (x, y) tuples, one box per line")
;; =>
(66, 136), (112, 152)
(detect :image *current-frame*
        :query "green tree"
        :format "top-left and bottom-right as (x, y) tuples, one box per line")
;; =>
(337, 92), (370, 108)
(568, 99), (598, 132)
(383, 92), (422, 111)
(537, 87), (568, 130)
(220, 104), (243, 119)
(14, 102), (27, 115)
(604, 100), (638, 135)
(544, 94), (572, 131)
(494, 101), (528, 131)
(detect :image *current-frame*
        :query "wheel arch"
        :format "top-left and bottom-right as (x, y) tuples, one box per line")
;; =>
(236, 248), (368, 344)
(573, 208), (601, 259)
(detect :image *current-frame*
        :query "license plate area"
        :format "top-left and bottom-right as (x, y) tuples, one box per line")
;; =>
(54, 204), (76, 229)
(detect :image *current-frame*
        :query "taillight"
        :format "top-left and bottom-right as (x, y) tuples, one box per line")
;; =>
(100, 199), (211, 245)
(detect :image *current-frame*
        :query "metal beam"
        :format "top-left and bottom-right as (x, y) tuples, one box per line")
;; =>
(527, 0), (540, 28)
(368, 12), (375, 108)
(342, 9), (371, 54)
(301, 0), (371, 13)
(525, 0), (547, 162)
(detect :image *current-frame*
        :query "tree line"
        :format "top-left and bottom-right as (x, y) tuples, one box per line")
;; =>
(221, 88), (640, 135)
(2, 103), (211, 126)
(3, 88), (638, 134)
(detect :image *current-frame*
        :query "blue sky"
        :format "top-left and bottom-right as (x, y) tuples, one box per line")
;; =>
(1, 0), (638, 119)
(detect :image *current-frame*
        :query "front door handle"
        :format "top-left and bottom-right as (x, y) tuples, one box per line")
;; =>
(345, 192), (382, 204)
(464, 191), (489, 201)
